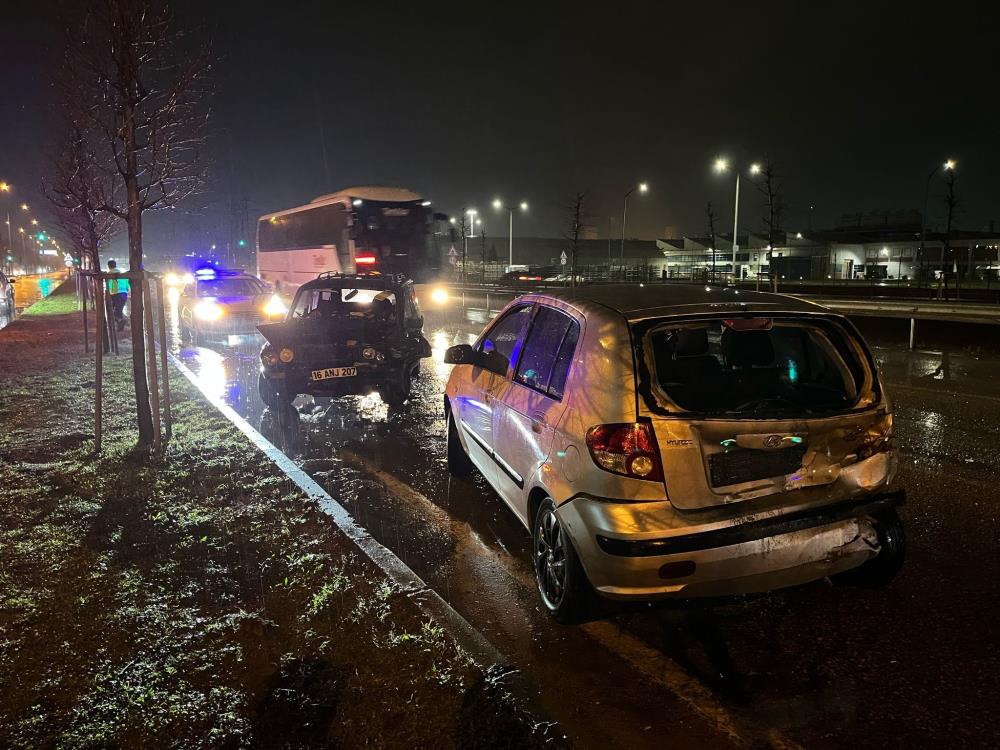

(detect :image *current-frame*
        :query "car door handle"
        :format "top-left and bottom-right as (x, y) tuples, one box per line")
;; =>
(531, 411), (547, 433)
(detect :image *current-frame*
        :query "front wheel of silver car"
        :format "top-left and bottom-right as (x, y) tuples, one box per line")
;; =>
(533, 497), (589, 624)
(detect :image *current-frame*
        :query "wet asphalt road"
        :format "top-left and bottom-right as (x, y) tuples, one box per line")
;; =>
(164, 291), (1000, 749)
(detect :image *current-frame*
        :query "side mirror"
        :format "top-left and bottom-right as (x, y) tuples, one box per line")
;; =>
(443, 344), (508, 376)
(443, 343), (474, 365)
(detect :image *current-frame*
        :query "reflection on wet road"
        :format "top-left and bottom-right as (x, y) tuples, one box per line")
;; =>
(0, 272), (67, 330)
(167, 293), (1000, 749)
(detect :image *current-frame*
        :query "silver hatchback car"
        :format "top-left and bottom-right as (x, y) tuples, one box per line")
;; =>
(444, 285), (903, 622)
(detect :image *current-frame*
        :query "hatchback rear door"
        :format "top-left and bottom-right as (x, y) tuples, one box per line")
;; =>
(635, 314), (888, 510)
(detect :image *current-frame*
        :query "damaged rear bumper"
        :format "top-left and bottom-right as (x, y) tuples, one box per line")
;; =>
(558, 490), (904, 600)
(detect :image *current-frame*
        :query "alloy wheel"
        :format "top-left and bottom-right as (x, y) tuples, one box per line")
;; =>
(535, 508), (567, 609)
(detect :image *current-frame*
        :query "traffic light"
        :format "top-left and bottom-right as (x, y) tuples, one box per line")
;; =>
(237, 239), (247, 247)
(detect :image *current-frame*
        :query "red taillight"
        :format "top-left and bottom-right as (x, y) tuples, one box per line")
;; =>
(356, 254), (377, 266)
(585, 423), (664, 482)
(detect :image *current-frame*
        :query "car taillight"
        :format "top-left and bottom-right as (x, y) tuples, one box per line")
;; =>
(356, 254), (377, 266)
(585, 423), (664, 481)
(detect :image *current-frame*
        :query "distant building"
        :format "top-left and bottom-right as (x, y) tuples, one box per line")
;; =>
(656, 214), (1000, 282)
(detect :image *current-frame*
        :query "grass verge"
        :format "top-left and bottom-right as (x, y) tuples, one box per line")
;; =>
(0, 310), (557, 748)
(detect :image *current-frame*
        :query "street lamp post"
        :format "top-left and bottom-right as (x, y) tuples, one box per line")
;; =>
(621, 182), (648, 276)
(713, 159), (761, 283)
(493, 198), (528, 268)
(918, 159), (955, 286)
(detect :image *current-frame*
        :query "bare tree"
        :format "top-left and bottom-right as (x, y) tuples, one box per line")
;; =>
(44, 119), (122, 274)
(564, 192), (589, 288)
(757, 161), (785, 287)
(58, 0), (212, 448)
(479, 226), (488, 283)
(705, 201), (718, 283)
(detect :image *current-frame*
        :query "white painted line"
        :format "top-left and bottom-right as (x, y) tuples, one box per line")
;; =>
(339, 455), (800, 750)
(167, 352), (505, 668)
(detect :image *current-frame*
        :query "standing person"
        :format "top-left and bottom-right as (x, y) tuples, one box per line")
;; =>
(106, 260), (129, 331)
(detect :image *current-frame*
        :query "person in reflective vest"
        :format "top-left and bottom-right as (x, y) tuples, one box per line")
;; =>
(106, 260), (129, 331)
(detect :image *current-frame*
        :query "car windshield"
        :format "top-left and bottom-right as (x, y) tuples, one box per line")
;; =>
(291, 287), (396, 320)
(644, 316), (875, 417)
(197, 278), (263, 297)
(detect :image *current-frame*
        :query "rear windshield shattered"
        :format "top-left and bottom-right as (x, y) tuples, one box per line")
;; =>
(644, 317), (875, 417)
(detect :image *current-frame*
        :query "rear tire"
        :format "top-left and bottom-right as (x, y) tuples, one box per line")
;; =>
(446, 411), (474, 476)
(533, 497), (590, 624)
(834, 509), (905, 588)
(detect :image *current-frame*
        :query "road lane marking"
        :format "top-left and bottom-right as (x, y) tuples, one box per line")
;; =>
(342, 451), (801, 750)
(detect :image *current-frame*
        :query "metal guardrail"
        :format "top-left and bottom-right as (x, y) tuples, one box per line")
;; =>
(427, 283), (1000, 350)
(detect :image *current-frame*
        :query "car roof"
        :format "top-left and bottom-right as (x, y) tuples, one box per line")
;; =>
(298, 273), (409, 292)
(529, 283), (827, 322)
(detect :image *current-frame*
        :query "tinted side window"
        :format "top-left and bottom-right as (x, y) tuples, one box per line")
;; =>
(547, 319), (580, 399)
(515, 307), (576, 396)
(478, 305), (533, 372)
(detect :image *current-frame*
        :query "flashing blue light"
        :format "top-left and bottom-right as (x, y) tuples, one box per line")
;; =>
(195, 267), (217, 280)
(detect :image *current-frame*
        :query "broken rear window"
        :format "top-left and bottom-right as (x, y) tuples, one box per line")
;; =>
(643, 317), (875, 417)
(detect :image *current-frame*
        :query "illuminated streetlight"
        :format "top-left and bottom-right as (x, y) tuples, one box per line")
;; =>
(20, 203), (28, 211)
(493, 198), (529, 266)
(0, 182), (10, 193)
(918, 157), (958, 277)
(30, 219), (38, 226)
(713, 158), (764, 281)
(621, 182), (649, 267)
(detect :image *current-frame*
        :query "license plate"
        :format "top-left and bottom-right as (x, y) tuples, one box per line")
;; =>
(311, 366), (357, 381)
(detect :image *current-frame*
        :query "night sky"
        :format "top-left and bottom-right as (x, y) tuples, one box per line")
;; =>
(2, 0), (998, 259)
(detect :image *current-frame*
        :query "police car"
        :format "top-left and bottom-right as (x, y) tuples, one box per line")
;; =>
(178, 268), (286, 344)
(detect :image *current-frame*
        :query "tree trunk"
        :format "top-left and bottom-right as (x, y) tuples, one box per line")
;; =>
(124, 106), (154, 447)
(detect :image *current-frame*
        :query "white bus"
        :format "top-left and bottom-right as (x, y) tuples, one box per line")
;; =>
(256, 186), (439, 290)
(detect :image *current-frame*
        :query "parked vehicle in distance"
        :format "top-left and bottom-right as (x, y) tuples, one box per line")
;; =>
(257, 271), (431, 409)
(178, 269), (285, 344)
(499, 265), (560, 285)
(444, 284), (904, 622)
(0, 271), (15, 321)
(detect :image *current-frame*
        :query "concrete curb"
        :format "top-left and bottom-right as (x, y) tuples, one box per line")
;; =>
(167, 351), (506, 668)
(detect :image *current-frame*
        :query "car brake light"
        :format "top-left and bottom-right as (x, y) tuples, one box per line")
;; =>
(356, 254), (377, 266)
(585, 423), (664, 481)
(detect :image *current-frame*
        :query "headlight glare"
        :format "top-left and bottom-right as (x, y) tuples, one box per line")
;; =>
(263, 294), (288, 317)
(194, 300), (223, 321)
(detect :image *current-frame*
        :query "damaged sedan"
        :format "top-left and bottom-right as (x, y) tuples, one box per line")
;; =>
(257, 272), (431, 409)
(443, 285), (904, 622)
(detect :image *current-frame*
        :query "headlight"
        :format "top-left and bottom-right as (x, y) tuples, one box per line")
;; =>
(430, 287), (449, 305)
(182, 273), (194, 285)
(263, 294), (288, 317)
(279, 347), (294, 363)
(362, 347), (377, 360)
(194, 300), (223, 321)
(165, 272), (180, 287)
(261, 346), (279, 366)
